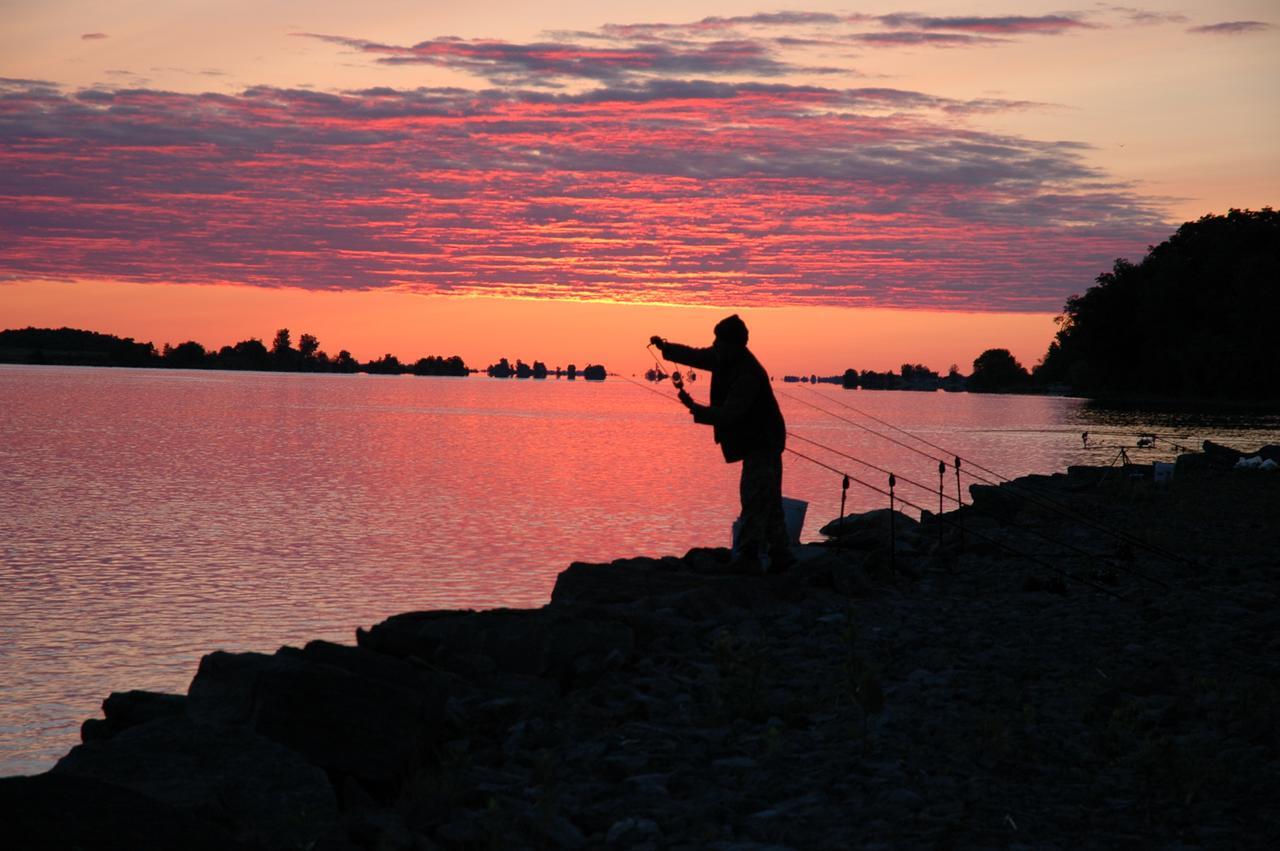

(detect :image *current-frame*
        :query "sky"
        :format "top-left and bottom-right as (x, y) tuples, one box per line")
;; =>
(1, 1), (1276, 374)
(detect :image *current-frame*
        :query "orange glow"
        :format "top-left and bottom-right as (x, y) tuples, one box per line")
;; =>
(0, 279), (1058, 376)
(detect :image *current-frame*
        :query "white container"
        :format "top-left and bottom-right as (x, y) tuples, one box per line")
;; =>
(783, 497), (808, 543)
(731, 497), (808, 553)
(1153, 461), (1174, 484)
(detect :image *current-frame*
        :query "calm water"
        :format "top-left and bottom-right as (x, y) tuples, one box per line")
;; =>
(2, 364), (1276, 775)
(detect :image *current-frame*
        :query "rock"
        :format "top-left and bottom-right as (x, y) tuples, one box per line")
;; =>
(607, 816), (663, 846)
(817, 509), (919, 548)
(0, 771), (249, 850)
(81, 690), (186, 743)
(186, 647), (446, 786)
(539, 814), (587, 849)
(52, 715), (337, 849)
(358, 607), (634, 688)
(1202, 440), (1244, 465)
(967, 484), (1023, 522)
(551, 558), (716, 605)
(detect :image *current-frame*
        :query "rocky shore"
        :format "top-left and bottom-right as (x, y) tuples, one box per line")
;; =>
(5, 444), (1279, 849)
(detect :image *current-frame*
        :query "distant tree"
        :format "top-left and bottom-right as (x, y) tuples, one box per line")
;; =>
(566, 364), (577, 380)
(841, 368), (858, 389)
(969, 348), (1029, 393)
(858, 369), (898, 390)
(363, 353), (403, 375)
(228, 338), (270, 370)
(333, 350), (358, 373)
(411, 355), (468, 376)
(298, 333), (320, 359)
(532, 360), (548, 379)
(0, 327), (156, 367)
(487, 357), (514, 378)
(270, 328), (299, 370)
(582, 364), (606, 381)
(164, 340), (208, 368)
(515, 359), (533, 379)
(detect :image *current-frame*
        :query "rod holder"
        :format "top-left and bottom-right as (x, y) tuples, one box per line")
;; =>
(888, 473), (897, 573)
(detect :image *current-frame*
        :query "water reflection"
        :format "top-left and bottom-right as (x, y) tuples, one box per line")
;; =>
(1, 365), (1275, 775)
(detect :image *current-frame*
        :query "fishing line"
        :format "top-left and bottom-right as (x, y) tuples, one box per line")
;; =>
(785, 384), (1200, 569)
(620, 370), (1147, 593)
(620, 365), (1266, 609)
(786, 430), (1171, 589)
(782, 447), (1128, 600)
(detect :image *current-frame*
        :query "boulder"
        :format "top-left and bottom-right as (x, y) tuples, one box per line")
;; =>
(966, 484), (1024, 522)
(358, 607), (635, 688)
(0, 772), (249, 851)
(818, 509), (919, 547)
(81, 690), (186, 743)
(550, 557), (790, 616)
(550, 557), (710, 605)
(186, 647), (447, 786)
(52, 715), (336, 849)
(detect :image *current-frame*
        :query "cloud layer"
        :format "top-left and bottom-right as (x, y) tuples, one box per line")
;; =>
(0, 70), (1168, 310)
(14, 9), (1247, 309)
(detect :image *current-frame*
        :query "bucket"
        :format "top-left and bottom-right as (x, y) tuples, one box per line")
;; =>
(1153, 461), (1174, 485)
(731, 497), (808, 554)
(783, 497), (807, 543)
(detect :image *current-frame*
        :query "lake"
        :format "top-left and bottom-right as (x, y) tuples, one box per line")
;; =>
(2, 364), (1276, 775)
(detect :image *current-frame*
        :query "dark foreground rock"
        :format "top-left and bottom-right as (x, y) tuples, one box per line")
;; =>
(5, 447), (1279, 849)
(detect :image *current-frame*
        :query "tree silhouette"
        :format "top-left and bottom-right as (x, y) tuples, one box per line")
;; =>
(164, 340), (208, 367)
(969, 348), (1029, 393)
(298, 333), (320, 360)
(1034, 208), (1279, 399)
(271, 328), (292, 356)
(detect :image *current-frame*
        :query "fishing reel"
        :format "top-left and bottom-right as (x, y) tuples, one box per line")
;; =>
(671, 370), (684, 390)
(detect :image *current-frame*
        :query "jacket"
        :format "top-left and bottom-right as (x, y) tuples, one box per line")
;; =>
(661, 341), (786, 463)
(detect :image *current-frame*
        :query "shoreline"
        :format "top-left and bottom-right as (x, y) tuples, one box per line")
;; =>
(4, 448), (1279, 848)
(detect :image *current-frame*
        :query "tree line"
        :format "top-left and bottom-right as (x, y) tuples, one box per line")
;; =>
(485, 358), (607, 380)
(0, 327), (469, 376)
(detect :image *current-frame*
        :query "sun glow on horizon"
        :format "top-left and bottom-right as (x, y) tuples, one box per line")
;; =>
(0, 279), (1060, 376)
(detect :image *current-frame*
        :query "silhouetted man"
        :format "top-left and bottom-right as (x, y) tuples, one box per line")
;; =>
(651, 315), (794, 573)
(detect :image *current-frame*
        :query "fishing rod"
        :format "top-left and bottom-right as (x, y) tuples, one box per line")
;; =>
(621, 363), (1265, 609)
(979, 428), (1196, 454)
(786, 430), (1172, 589)
(784, 384), (1202, 570)
(782, 446), (1128, 600)
(638, 350), (1137, 566)
(621, 367), (1138, 596)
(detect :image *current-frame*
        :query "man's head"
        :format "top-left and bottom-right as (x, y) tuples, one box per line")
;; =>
(713, 315), (749, 358)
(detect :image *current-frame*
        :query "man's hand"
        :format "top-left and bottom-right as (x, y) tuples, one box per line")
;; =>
(649, 335), (665, 350)
(677, 388), (693, 409)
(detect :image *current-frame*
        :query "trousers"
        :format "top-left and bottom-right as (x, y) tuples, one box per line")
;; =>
(737, 449), (789, 558)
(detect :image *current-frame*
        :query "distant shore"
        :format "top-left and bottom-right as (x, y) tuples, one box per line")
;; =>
(4, 442), (1278, 848)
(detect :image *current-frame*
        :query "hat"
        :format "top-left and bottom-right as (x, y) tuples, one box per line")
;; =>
(714, 314), (749, 347)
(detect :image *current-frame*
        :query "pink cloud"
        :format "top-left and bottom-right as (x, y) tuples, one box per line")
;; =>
(0, 78), (1168, 311)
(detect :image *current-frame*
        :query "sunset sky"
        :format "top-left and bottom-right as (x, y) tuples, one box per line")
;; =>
(2, 1), (1276, 374)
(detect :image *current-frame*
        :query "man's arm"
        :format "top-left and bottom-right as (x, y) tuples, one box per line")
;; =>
(681, 373), (758, 426)
(653, 338), (717, 371)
